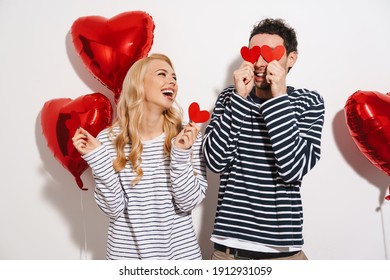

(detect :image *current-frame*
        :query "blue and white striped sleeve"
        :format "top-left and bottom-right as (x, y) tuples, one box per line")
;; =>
(202, 87), (254, 173)
(170, 132), (208, 212)
(260, 90), (325, 183)
(82, 140), (127, 219)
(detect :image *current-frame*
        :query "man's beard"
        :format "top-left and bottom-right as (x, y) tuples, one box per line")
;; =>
(256, 82), (271, 90)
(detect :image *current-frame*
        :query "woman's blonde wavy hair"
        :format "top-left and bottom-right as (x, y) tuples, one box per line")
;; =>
(110, 53), (183, 185)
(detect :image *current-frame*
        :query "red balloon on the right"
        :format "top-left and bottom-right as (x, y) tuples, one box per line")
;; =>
(344, 90), (390, 176)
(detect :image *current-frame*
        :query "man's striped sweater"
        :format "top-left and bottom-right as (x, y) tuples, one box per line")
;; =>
(202, 86), (325, 249)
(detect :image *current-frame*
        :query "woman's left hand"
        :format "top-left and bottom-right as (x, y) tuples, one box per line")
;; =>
(174, 122), (200, 150)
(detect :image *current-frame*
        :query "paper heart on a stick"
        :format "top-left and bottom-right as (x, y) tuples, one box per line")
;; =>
(260, 45), (285, 62)
(188, 102), (210, 123)
(240, 46), (261, 64)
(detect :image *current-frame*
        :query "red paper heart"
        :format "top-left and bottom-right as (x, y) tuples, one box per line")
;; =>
(344, 90), (390, 176)
(41, 93), (112, 190)
(188, 102), (210, 123)
(240, 46), (261, 63)
(261, 45), (285, 62)
(71, 11), (155, 102)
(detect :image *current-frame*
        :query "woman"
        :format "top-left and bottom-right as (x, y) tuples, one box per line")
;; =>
(72, 54), (207, 259)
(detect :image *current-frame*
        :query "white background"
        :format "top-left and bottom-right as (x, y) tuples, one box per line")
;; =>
(1, 0), (390, 260)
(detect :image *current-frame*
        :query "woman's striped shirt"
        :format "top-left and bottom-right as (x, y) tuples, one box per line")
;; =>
(202, 86), (325, 248)
(82, 127), (207, 259)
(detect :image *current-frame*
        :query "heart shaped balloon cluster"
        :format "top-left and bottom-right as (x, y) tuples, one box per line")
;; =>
(344, 90), (390, 177)
(41, 11), (155, 190)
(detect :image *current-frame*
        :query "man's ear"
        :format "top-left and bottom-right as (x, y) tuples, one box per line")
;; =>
(287, 51), (298, 69)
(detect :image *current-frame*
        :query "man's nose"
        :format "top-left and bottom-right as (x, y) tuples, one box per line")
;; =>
(255, 55), (268, 67)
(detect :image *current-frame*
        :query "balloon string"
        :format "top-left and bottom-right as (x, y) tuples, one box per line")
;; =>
(381, 191), (390, 260)
(80, 190), (88, 259)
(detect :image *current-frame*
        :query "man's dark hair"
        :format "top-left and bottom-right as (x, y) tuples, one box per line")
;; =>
(250, 18), (298, 55)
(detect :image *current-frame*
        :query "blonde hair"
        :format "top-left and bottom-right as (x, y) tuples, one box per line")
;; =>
(110, 54), (183, 185)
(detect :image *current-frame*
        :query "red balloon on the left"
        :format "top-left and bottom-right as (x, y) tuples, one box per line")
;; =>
(71, 11), (155, 102)
(41, 93), (112, 190)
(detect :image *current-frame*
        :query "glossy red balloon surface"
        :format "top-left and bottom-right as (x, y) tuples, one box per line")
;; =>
(71, 11), (155, 102)
(344, 90), (390, 176)
(41, 93), (112, 190)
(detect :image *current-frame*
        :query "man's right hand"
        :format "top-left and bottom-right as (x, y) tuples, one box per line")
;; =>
(233, 61), (255, 98)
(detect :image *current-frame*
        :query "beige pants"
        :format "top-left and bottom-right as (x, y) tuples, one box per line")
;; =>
(211, 249), (308, 260)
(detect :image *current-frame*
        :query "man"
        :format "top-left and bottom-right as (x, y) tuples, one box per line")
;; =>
(202, 18), (325, 260)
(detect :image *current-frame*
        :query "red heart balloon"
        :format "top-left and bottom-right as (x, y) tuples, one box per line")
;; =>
(240, 46), (261, 63)
(344, 90), (390, 176)
(41, 93), (113, 190)
(71, 11), (155, 102)
(188, 102), (210, 123)
(261, 45), (285, 62)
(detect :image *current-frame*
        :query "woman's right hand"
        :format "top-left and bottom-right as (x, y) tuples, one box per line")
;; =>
(72, 127), (101, 156)
(174, 122), (200, 150)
